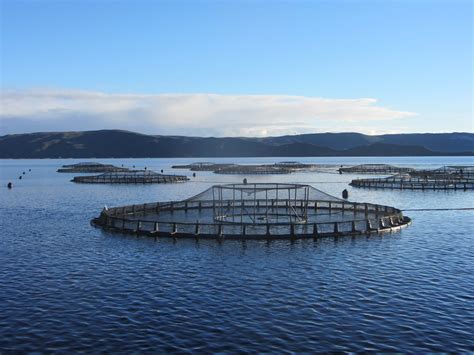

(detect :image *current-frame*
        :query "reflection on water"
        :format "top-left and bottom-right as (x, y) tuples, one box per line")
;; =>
(0, 157), (473, 352)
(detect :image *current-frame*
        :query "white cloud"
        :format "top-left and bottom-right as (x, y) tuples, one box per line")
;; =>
(0, 88), (416, 136)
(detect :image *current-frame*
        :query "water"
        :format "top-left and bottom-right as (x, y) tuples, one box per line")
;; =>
(1, 157), (473, 352)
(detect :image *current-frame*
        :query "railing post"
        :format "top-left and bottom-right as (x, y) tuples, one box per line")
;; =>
(379, 218), (385, 229)
(351, 221), (357, 233)
(366, 219), (373, 231)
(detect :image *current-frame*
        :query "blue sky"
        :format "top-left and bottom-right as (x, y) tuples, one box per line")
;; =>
(0, 0), (472, 136)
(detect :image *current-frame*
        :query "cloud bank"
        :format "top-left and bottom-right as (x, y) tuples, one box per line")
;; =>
(0, 88), (416, 136)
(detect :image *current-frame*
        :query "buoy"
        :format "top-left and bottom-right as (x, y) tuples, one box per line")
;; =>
(19, 176), (22, 180)
(161, 169), (163, 173)
(7, 182), (12, 189)
(243, 178), (248, 185)
(133, 165), (135, 168)
(145, 167), (147, 170)
(192, 172), (196, 177)
(22, 171), (26, 175)
(28, 169), (31, 172)
(342, 189), (349, 199)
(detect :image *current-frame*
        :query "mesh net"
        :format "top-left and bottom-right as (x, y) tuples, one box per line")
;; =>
(186, 183), (343, 202)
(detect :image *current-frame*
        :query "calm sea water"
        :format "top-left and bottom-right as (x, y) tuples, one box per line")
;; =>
(1, 157), (473, 352)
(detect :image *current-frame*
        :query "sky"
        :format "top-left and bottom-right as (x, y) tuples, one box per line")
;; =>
(0, 0), (472, 136)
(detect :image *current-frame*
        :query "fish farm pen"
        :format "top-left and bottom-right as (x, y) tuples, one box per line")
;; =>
(92, 183), (411, 239)
(408, 165), (474, 179)
(339, 164), (413, 174)
(274, 161), (318, 170)
(72, 170), (189, 184)
(58, 162), (129, 173)
(350, 167), (474, 190)
(171, 162), (236, 171)
(172, 161), (317, 174)
(214, 165), (293, 175)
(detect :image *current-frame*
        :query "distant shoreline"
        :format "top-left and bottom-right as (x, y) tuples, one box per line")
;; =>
(1, 129), (472, 159)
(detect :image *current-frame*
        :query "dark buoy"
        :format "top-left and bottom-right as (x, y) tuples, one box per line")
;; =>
(161, 169), (163, 173)
(144, 167), (147, 170)
(243, 178), (248, 185)
(7, 182), (12, 189)
(22, 171), (26, 175)
(192, 172), (196, 177)
(19, 176), (22, 180)
(28, 169), (31, 172)
(342, 189), (349, 199)
(133, 165), (135, 168)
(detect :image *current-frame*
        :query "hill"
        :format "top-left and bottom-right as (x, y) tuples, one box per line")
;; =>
(0, 130), (472, 158)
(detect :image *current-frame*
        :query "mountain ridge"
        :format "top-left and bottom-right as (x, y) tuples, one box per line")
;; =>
(0, 129), (472, 158)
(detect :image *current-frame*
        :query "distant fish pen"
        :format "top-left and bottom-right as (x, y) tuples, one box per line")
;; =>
(172, 161), (317, 174)
(408, 165), (474, 179)
(58, 162), (129, 173)
(92, 183), (411, 239)
(339, 164), (413, 174)
(350, 166), (474, 190)
(274, 161), (318, 170)
(73, 170), (189, 184)
(171, 162), (237, 171)
(214, 165), (293, 175)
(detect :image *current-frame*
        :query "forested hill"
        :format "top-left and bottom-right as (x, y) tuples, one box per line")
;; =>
(0, 130), (472, 158)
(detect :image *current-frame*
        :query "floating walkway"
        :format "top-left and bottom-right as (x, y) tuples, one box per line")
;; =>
(350, 166), (474, 190)
(58, 162), (129, 173)
(91, 183), (411, 239)
(339, 164), (413, 174)
(73, 170), (189, 184)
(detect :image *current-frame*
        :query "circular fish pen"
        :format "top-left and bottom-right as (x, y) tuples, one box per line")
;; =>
(339, 164), (413, 174)
(73, 170), (189, 184)
(171, 162), (237, 171)
(214, 165), (292, 175)
(274, 161), (318, 170)
(408, 165), (474, 179)
(350, 167), (474, 190)
(58, 162), (129, 173)
(92, 183), (411, 239)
